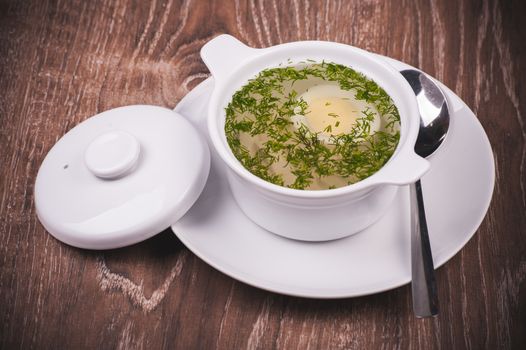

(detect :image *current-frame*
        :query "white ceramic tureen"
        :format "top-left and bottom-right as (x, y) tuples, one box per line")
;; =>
(34, 34), (428, 249)
(202, 35), (428, 241)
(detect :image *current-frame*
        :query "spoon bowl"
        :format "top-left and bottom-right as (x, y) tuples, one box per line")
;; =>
(401, 70), (450, 158)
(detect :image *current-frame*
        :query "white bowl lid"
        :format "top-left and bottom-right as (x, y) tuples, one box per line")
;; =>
(35, 105), (210, 249)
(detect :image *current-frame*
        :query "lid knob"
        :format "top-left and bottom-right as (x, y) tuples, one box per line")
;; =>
(85, 130), (140, 179)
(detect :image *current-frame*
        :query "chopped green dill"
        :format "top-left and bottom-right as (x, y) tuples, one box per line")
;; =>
(224, 61), (401, 190)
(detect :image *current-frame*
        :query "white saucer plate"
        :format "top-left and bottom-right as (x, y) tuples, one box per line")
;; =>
(171, 55), (495, 298)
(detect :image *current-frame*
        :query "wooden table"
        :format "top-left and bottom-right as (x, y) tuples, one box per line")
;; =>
(1, 0), (524, 348)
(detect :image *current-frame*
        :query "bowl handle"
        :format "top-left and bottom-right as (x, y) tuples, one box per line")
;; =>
(375, 151), (430, 185)
(201, 34), (259, 81)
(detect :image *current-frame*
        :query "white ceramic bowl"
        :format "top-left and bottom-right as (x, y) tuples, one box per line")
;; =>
(201, 35), (429, 241)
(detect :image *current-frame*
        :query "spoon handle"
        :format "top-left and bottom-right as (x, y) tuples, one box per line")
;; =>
(410, 179), (439, 317)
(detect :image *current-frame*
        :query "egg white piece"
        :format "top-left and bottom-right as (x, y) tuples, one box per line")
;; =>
(291, 84), (381, 142)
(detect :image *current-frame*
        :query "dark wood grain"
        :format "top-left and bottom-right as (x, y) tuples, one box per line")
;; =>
(1, 0), (525, 349)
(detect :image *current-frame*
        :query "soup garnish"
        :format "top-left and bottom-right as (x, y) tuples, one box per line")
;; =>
(224, 61), (400, 190)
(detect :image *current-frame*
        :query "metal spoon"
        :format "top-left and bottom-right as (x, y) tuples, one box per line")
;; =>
(401, 69), (450, 318)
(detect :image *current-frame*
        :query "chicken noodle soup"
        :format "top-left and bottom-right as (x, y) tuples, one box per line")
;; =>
(224, 61), (401, 190)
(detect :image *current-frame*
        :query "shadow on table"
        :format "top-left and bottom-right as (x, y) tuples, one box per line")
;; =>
(65, 229), (413, 318)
